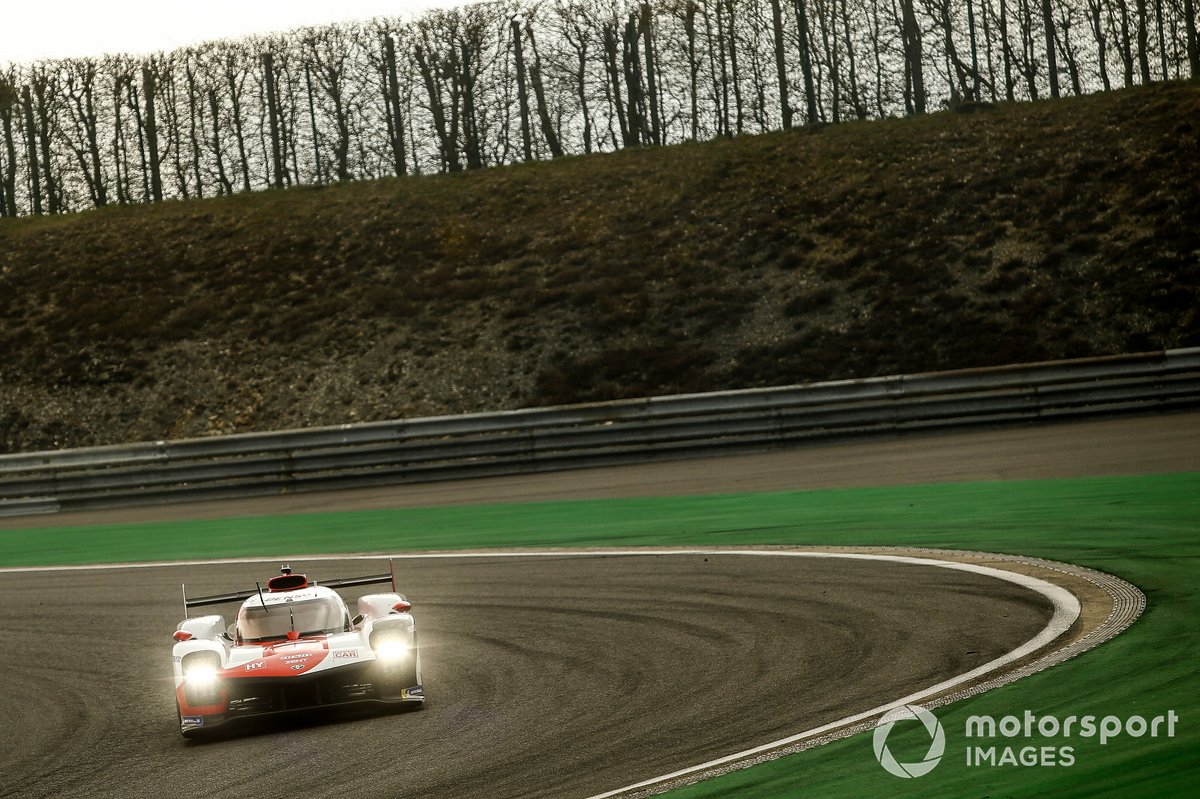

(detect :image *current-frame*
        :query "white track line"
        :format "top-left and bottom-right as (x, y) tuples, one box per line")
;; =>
(0, 549), (1080, 798)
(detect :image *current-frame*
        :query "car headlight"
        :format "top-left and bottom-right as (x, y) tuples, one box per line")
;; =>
(180, 651), (224, 706)
(374, 637), (410, 663)
(184, 661), (220, 686)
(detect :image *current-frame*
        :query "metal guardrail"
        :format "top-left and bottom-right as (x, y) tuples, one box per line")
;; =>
(1, 348), (1198, 514)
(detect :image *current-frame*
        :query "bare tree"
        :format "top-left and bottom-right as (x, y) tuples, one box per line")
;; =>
(640, 3), (664, 144)
(309, 27), (359, 180)
(182, 52), (206, 198)
(1, 0), (1194, 217)
(1135, 0), (1152, 82)
(790, 0), (821, 122)
(511, 16), (535, 160)
(554, 0), (597, 152)
(526, 18), (565, 157)
(0, 74), (18, 216)
(261, 52), (286, 188)
(61, 58), (108, 207)
(899, 0), (926, 112)
(414, 12), (462, 172)
(767, 0), (793, 128)
(220, 48), (254, 192)
(601, 16), (633, 147)
(29, 68), (62, 212)
(383, 32), (409, 175)
(1041, 0), (1061, 96)
(1186, 0), (1200, 76)
(21, 85), (44, 214)
(141, 64), (164, 202)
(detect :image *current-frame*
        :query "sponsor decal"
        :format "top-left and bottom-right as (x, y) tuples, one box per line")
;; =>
(401, 686), (424, 700)
(290, 664), (306, 671)
(281, 653), (312, 661)
(245, 661), (265, 671)
(181, 716), (205, 730)
(334, 650), (359, 659)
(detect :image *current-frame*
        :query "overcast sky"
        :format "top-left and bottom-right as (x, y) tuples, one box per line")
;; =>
(4, 1), (471, 65)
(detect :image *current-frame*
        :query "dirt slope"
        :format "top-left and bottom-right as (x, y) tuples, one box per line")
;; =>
(1, 81), (1197, 453)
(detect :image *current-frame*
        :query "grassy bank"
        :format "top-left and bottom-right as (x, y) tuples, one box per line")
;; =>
(2, 81), (1198, 452)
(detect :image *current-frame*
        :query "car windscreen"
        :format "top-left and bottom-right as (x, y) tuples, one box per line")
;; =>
(238, 597), (346, 642)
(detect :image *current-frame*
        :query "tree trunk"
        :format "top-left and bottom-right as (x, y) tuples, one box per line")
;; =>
(22, 86), (43, 214)
(303, 62), (323, 184)
(31, 75), (60, 213)
(769, 0), (793, 129)
(839, 0), (866, 118)
(980, 0), (997, 101)
(967, 0), (982, 101)
(526, 23), (564, 158)
(511, 18), (534, 161)
(262, 53), (285, 189)
(793, 0), (819, 123)
(415, 44), (459, 172)
(461, 42), (483, 169)
(571, 32), (593, 153)
(900, 0), (926, 113)
(601, 22), (631, 148)
(1152, 0), (1167, 78)
(226, 67), (252, 192)
(129, 80), (150, 202)
(1135, 0), (1152, 83)
(185, 64), (204, 199)
(1083, 0), (1110, 91)
(1040, 0), (1060, 97)
(724, 0), (744, 134)
(999, 0), (1015, 101)
(142, 66), (163, 202)
(208, 89), (232, 195)
(1018, 0), (1039, 99)
(383, 35), (408, 176)
(624, 15), (647, 144)
(112, 74), (128, 205)
(819, 0), (842, 124)
(683, 2), (701, 139)
(641, 3), (662, 146)
(0, 80), (19, 216)
(1185, 0), (1200, 78)
(1116, 0), (1135, 87)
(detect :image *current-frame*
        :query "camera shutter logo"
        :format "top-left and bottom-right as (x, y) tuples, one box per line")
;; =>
(872, 704), (946, 778)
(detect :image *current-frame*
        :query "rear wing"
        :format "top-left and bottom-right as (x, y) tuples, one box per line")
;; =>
(182, 560), (397, 617)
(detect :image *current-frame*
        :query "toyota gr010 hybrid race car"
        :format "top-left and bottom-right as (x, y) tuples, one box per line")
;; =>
(171, 564), (423, 738)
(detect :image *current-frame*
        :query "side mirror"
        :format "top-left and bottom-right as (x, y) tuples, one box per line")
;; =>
(392, 600), (412, 613)
(351, 614), (364, 626)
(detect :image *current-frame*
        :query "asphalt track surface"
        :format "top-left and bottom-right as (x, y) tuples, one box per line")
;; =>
(0, 411), (1194, 799)
(0, 553), (1054, 799)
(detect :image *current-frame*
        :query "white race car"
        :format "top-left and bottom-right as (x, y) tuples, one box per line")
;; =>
(172, 564), (423, 738)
